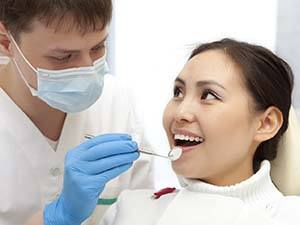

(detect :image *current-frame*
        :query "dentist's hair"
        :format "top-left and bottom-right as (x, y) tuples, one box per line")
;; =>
(189, 38), (294, 172)
(0, 0), (112, 41)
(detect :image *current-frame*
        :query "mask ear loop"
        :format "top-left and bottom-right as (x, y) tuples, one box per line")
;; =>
(8, 32), (38, 73)
(8, 32), (38, 96)
(12, 57), (38, 96)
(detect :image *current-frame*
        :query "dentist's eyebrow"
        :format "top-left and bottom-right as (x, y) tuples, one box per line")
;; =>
(50, 35), (108, 54)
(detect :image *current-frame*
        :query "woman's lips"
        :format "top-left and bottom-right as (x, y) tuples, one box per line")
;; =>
(175, 143), (202, 154)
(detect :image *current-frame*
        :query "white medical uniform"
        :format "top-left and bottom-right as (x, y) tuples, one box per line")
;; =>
(0, 61), (155, 225)
(100, 161), (300, 225)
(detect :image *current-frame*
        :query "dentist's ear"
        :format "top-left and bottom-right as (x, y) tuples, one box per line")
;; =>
(0, 22), (13, 57)
(254, 106), (283, 142)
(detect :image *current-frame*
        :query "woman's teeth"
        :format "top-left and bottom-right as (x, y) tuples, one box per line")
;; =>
(174, 134), (204, 146)
(174, 134), (204, 142)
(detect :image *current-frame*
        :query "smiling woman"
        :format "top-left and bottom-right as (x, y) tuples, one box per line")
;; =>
(164, 38), (293, 185)
(99, 39), (300, 225)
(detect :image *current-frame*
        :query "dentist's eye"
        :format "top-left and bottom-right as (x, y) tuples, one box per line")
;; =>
(52, 54), (72, 62)
(92, 44), (105, 52)
(173, 86), (183, 98)
(201, 89), (220, 100)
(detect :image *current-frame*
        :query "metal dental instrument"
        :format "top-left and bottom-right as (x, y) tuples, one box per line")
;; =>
(84, 134), (181, 161)
(138, 148), (170, 159)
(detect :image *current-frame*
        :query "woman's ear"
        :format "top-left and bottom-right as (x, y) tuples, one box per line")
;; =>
(0, 22), (13, 57)
(254, 106), (283, 142)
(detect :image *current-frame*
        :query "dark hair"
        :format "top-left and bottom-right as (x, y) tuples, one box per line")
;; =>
(189, 38), (294, 172)
(0, 0), (112, 39)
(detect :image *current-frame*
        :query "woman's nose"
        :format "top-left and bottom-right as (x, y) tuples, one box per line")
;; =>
(174, 100), (196, 123)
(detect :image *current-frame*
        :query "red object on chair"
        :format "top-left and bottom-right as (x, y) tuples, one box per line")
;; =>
(152, 187), (177, 199)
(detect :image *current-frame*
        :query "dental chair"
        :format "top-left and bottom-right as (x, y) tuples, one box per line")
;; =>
(271, 106), (300, 195)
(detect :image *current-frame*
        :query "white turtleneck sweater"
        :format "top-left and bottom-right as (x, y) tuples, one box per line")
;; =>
(99, 161), (300, 225)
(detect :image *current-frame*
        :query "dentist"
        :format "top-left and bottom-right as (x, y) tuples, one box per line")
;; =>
(0, 1), (154, 225)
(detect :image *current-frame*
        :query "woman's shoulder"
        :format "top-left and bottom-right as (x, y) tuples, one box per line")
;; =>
(100, 188), (177, 225)
(119, 188), (155, 200)
(276, 195), (300, 208)
(118, 188), (178, 214)
(118, 188), (178, 206)
(273, 195), (300, 224)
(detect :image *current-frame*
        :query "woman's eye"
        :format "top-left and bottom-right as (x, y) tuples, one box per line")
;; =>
(201, 89), (219, 100)
(173, 87), (183, 98)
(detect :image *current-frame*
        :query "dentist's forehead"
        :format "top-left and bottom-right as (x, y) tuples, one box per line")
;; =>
(20, 21), (108, 50)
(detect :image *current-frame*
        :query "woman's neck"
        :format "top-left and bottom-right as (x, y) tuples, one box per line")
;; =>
(204, 159), (254, 186)
(181, 161), (283, 207)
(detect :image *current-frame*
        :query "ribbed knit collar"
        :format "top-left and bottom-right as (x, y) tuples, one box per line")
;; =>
(180, 160), (283, 207)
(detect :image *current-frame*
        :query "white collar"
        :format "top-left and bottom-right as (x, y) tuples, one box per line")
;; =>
(179, 161), (283, 206)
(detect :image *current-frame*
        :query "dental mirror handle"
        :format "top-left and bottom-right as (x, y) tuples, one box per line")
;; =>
(139, 148), (170, 160)
(84, 134), (172, 160)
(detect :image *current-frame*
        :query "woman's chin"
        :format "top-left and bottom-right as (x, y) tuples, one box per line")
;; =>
(172, 163), (196, 178)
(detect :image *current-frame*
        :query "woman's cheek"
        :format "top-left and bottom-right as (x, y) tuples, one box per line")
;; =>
(162, 102), (173, 129)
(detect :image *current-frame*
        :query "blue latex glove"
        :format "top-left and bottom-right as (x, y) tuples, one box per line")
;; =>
(44, 133), (139, 225)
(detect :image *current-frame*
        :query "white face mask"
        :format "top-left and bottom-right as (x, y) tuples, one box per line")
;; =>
(10, 34), (109, 113)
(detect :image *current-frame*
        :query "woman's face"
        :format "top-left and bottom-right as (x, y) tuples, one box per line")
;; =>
(163, 50), (262, 186)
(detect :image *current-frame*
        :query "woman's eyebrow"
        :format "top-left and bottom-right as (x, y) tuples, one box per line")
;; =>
(174, 77), (185, 85)
(196, 80), (226, 90)
(175, 77), (226, 91)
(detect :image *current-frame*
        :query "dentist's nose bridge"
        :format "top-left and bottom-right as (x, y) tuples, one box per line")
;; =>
(79, 54), (95, 67)
(78, 49), (104, 67)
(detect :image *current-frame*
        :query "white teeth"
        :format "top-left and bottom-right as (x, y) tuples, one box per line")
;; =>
(174, 134), (203, 143)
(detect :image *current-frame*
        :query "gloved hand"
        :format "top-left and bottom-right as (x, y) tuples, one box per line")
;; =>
(44, 133), (139, 225)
